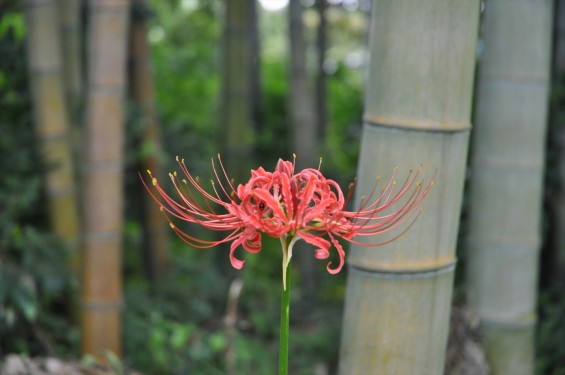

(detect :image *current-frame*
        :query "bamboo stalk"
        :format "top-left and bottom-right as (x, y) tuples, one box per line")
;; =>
(82, 0), (130, 359)
(58, 0), (83, 128)
(220, 0), (256, 182)
(289, 0), (319, 300)
(130, 0), (169, 280)
(289, 0), (317, 170)
(465, 1), (553, 373)
(548, 0), (565, 287)
(338, 1), (480, 373)
(24, 0), (80, 282)
(315, 0), (327, 139)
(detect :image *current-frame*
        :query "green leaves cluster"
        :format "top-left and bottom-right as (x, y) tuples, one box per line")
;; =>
(0, 11), (76, 355)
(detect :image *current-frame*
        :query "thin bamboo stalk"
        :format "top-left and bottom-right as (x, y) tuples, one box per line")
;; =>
(130, 0), (169, 280)
(465, 1), (553, 373)
(82, 0), (130, 359)
(315, 0), (327, 139)
(24, 0), (80, 280)
(339, 0), (481, 373)
(289, 0), (319, 300)
(289, 0), (317, 170)
(220, 0), (256, 182)
(58, 0), (83, 128)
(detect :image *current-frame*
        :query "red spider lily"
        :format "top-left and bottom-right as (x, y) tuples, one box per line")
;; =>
(142, 155), (433, 281)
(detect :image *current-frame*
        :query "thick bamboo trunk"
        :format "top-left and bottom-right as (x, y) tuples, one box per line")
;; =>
(82, 0), (129, 359)
(24, 0), (80, 278)
(131, 0), (169, 280)
(465, 1), (553, 374)
(339, 1), (480, 373)
(548, 0), (565, 287)
(58, 0), (83, 127)
(221, 0), (256, 182)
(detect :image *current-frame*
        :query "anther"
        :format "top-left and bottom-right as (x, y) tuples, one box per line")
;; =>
(169, 223), (175, 229)
(152, 178), (158, 186)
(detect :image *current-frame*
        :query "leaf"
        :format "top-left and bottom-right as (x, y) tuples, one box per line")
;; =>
(11, 286), (37, 321)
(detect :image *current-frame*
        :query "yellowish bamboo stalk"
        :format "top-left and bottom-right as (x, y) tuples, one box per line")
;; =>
(339, 0), (481, 373)
(130, 0), (169, 280)
(465, 1), (553, 373)
(24, 0), (80, 280)
(82, 0), (130, 360)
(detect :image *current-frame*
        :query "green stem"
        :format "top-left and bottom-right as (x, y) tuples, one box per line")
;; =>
(279, 253), (291, 375)
(279, 235), (298, 375)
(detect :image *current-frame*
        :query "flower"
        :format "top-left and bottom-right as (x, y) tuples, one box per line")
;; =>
(142, 155), (433, 283)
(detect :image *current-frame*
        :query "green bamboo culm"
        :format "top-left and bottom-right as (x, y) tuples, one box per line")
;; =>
(279, 237), (293, 375)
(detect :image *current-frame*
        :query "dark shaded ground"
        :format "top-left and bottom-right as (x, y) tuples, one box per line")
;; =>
(0, 354), (143, 375)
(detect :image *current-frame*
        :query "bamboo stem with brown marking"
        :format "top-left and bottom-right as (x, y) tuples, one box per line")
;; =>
(81, 0), (130, 360)
(130, 0), (169, 280)
(24, 0), (80, 288)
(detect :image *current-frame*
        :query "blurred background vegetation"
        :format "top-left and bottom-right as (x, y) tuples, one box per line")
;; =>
(1, 0), (565, 374)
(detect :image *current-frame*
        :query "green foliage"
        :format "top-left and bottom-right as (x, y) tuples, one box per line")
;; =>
(536, 290), (565, 375)
(0, 10), (77, 356)
(123, 238), (343, 374)
(147, 0), (222, 169)
(323, 62), (363, 185)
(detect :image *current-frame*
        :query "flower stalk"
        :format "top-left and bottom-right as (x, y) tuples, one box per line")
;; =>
(279, 236), (293, 375)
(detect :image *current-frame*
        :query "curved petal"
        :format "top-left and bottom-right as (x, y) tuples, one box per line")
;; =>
(229, 237), (247, 269)
(297, 231), (331, 260)
(326, 234), (346, 274)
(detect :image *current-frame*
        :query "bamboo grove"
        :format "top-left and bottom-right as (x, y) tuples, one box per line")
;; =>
(5, 0), (562, 373)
